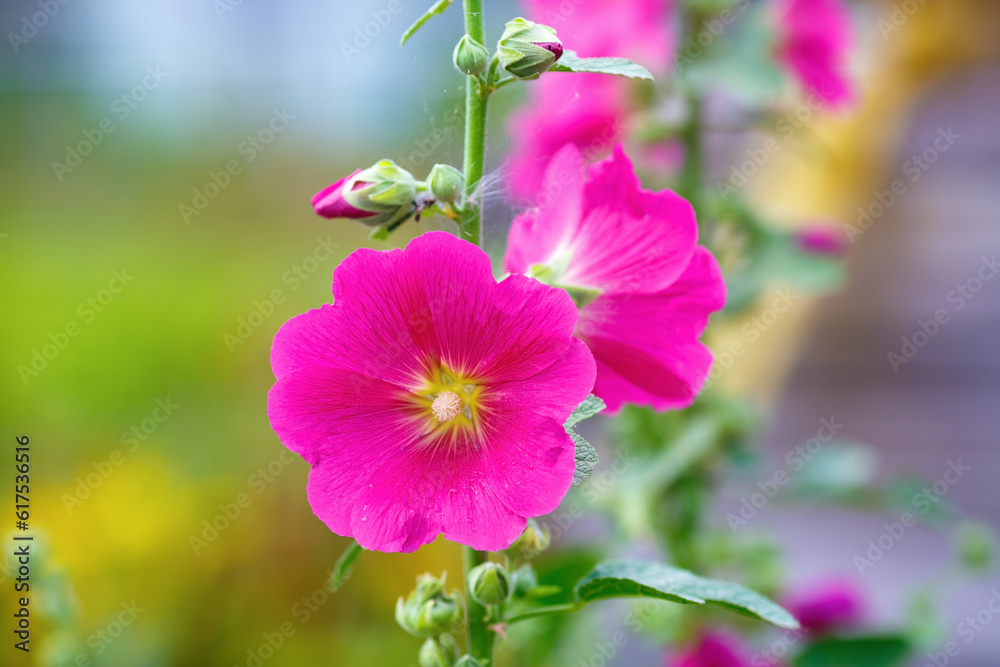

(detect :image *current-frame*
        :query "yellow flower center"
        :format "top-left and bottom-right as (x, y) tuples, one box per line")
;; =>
(410, 366), (485, 438)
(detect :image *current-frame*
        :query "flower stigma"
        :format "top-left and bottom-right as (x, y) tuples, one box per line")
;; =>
(431, 391), (462, 423)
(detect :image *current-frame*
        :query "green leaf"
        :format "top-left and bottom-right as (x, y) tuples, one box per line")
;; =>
(400, 0), (454, 47)
(564, 395), (605, 486)
(565, 394), (606, 429)
(549, 50), (654, 80)
(570, 430), (598, 487)
(794, 636), (911, 667)
(574, 559), (799, 629)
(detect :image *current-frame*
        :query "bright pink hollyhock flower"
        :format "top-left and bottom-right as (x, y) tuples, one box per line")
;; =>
(796, 224), (848, 255)
(784, 579), (864, 634)
(504, 144), (726, 413)
(777, 0), (855, 108)
(267, 231), (596, 553)
(311, 169), (377, 219)
(668, 632), (753, 667)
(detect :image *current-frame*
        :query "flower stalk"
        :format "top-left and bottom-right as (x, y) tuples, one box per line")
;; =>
(460, 2), (492, 652)
(678, 7), (706, 219)
(460, 0), (487, 247)
(463, 546), (495, 661)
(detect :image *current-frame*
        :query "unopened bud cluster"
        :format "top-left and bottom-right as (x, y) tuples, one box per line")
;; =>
(451, 18), (564, 80)
(396, 573), (462, 638)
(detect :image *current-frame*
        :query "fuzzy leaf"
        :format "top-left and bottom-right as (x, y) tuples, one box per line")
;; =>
(400, 0), (454, 47)
(565, 394), (606, 429)
(574, 559), (799, 629)
(570, 430), (599, 487)
(565, 395), (604, 486)
(550, 50), (654, 80)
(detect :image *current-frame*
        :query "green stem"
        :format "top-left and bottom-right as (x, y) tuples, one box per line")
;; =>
(457, 3), (492, 661)
(460, 0), (488, 247)
(679, 92), (703, 216)
(491, 76), (519, 92)
(505, 602), (583, 625)
(678, 6), (706, 219)
(329, 540), (363, 592)
(463, 546), (495, 661)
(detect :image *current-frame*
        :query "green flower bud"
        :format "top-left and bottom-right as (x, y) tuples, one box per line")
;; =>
(418, 635), (459, 667)
(453, 35), (489, 76)
(455, 657), (483, 667)
(416, 598), (461, 635)
(957, 520), (996, 573)
(498, 18), (563, 79)
(396, 573), (462, 638)
(427, 164), (464, 204)
(340, 160), (420, 227)
(414, 572), (446, 600)
(467, 562), (510, 606)
(504, 519), (551, 561)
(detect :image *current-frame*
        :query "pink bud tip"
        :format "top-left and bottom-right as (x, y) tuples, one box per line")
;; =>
(311, 169), (377, 219)
(535, 42), (563, 61)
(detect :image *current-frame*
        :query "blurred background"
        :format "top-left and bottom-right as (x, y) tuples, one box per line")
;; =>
(1, 0), (998, 665)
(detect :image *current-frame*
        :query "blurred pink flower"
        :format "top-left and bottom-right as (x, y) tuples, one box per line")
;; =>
(668, 632), (753, 667)
(777, 0), (855, 108)
(636, 140), (686, 175)
(311, 168), (377, 220)
(268, 231), (595, 553)
(506, 0), (675, 202)
(524, 0), (674, 73)
(504, 144), (726, 413)
(784, 579), (865, 634)
(506, 74), (628, 203)
(796, 223), (849, 255)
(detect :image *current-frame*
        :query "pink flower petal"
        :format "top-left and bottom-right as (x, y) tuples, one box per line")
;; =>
(490, 338), (596, 423)
(569, 145), (698, 293)
(267, 365), (415, 466)
(347, 438), (524, 553)
(398, 234), (581, 382)
(506, 145), (699, 295)
(505, 144), (585, 276)
(579, 247), (726, 412)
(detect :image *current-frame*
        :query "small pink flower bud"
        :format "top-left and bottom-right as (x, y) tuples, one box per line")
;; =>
(311, 169), (378, 220)
(797, 224), (848, 255)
